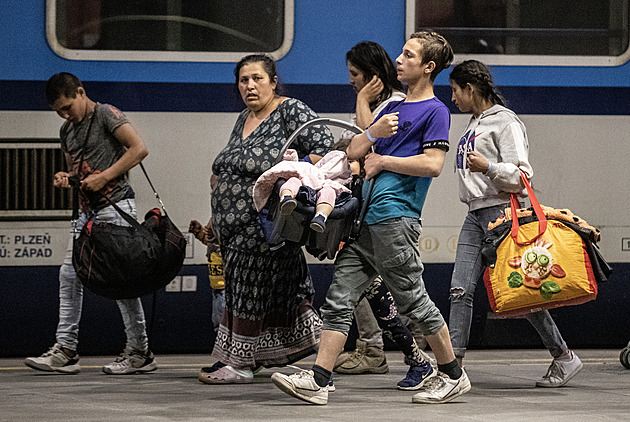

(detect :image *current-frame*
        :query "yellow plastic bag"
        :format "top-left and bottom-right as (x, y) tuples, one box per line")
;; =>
(483, 172), (597, 317)
(484, 220), (597, 317)
(208, 248), (225, 290)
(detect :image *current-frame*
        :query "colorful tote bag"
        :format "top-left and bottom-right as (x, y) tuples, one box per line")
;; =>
(483, 173), (598, 317)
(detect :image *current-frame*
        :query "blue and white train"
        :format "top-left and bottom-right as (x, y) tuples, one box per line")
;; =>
(1, 0), (628, 356)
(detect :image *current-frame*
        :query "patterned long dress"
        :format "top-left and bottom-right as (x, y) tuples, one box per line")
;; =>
(211, 98), (333, 368)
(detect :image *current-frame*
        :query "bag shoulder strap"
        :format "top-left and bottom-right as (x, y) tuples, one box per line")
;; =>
(97, 192), (144, 230)
(138, 162), (169, 216)
(92, 192), (162, 253)
(73, 105), (169, 220)
(93, 163), (169, 228)
(510, 171), (547, 245)
(71, 106), (98, 220)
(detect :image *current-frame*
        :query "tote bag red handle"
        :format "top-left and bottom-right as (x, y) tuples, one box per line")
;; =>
(510, 171), (547, 245)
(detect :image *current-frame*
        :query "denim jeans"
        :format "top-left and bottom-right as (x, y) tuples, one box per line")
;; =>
(322, 217), (445, 337)
(57, 198), (149, 352)
(448, 205), (567, 358)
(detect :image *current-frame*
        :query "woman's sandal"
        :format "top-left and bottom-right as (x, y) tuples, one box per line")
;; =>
(199, 365), (253, 384)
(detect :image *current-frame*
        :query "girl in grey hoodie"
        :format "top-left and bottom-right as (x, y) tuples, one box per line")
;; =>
(447, 60), (582, 388)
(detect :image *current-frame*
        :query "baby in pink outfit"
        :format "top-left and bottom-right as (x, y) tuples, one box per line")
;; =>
(253, 148), (353, 233)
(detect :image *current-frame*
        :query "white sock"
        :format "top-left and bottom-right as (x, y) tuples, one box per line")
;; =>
(315, 211), (328, 222)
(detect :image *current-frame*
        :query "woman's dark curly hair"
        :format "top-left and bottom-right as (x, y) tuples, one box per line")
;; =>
(449, 60), (506, 107)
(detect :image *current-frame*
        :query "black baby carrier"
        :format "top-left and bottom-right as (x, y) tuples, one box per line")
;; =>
(72, 163), (186, 300)
(259, 118), (374, 260)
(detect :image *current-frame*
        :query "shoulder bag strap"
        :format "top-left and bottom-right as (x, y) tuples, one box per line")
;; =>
(138, 162), (169, 216)
(96, 191), (144, 230)
(75, 106), (168, 222)
(95, 191), (161, 251)
(95, 162), (169, 224)
(510, 171), (547, 245)
(71, 107), (98, 220)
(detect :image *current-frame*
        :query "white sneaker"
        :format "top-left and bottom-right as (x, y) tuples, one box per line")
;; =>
(536, 351), (583, 387)
(24, 343), (81, 374)
(102, 348), (158, 375)
(412, 369), (471, 404)
(271, 370), (329, 405)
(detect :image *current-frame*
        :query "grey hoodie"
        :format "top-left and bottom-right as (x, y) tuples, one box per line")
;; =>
(455, 104), (533, 211)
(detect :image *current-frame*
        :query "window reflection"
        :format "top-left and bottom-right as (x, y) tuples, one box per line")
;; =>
(54, 0), (285, 52)
(414, 0), (629, 56)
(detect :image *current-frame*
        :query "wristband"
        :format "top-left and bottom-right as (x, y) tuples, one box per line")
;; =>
(484, 162), (492, 174)
(365, 127), (376, 142)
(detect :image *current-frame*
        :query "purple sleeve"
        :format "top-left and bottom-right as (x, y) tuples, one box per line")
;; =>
(422, 105), (450, 151)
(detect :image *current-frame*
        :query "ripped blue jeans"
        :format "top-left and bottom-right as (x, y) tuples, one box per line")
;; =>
(448, 205), (567, 358)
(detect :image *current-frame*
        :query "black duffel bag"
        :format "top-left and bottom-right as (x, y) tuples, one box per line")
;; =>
(72, 166), (186, 299)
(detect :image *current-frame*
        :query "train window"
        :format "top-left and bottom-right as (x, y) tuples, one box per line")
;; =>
(46, 0), (293, 62)
(407, 0), (630, 66)
(0, 142), (72, 221)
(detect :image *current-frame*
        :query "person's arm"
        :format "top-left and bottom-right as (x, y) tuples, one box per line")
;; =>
(80, 123), (149, 192)
(363, 148), (446, 180)
(346, 112), (399, 161)
(355, 76), (383, 129)
(468, 121), (532, 192)
(189, 220), (208, 245)
(53, 152), (74, 189)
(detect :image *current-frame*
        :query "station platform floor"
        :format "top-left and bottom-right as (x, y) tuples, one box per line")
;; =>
(1, 348), (629, 421)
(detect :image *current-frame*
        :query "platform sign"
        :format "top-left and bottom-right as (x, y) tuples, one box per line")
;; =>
(0, 227), (68, 265)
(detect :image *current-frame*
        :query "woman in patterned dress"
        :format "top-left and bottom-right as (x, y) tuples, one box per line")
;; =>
(199, 54), (334, 384)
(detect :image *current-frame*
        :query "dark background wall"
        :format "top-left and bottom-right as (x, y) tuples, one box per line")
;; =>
(1, 262), (628, 357)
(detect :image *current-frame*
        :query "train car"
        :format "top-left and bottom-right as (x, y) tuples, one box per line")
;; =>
(1, 0), (629, 357)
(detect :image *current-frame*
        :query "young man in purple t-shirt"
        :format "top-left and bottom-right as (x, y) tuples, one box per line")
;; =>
(272, 31), (471, 405)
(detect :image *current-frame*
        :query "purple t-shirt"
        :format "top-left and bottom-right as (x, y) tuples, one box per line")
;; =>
(364, 97), (450, 224)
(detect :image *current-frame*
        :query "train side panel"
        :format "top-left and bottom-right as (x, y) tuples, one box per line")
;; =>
(0, 1), (628, 356)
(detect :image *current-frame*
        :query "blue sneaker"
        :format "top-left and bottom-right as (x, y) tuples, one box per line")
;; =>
(397, 362), (436, 390)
